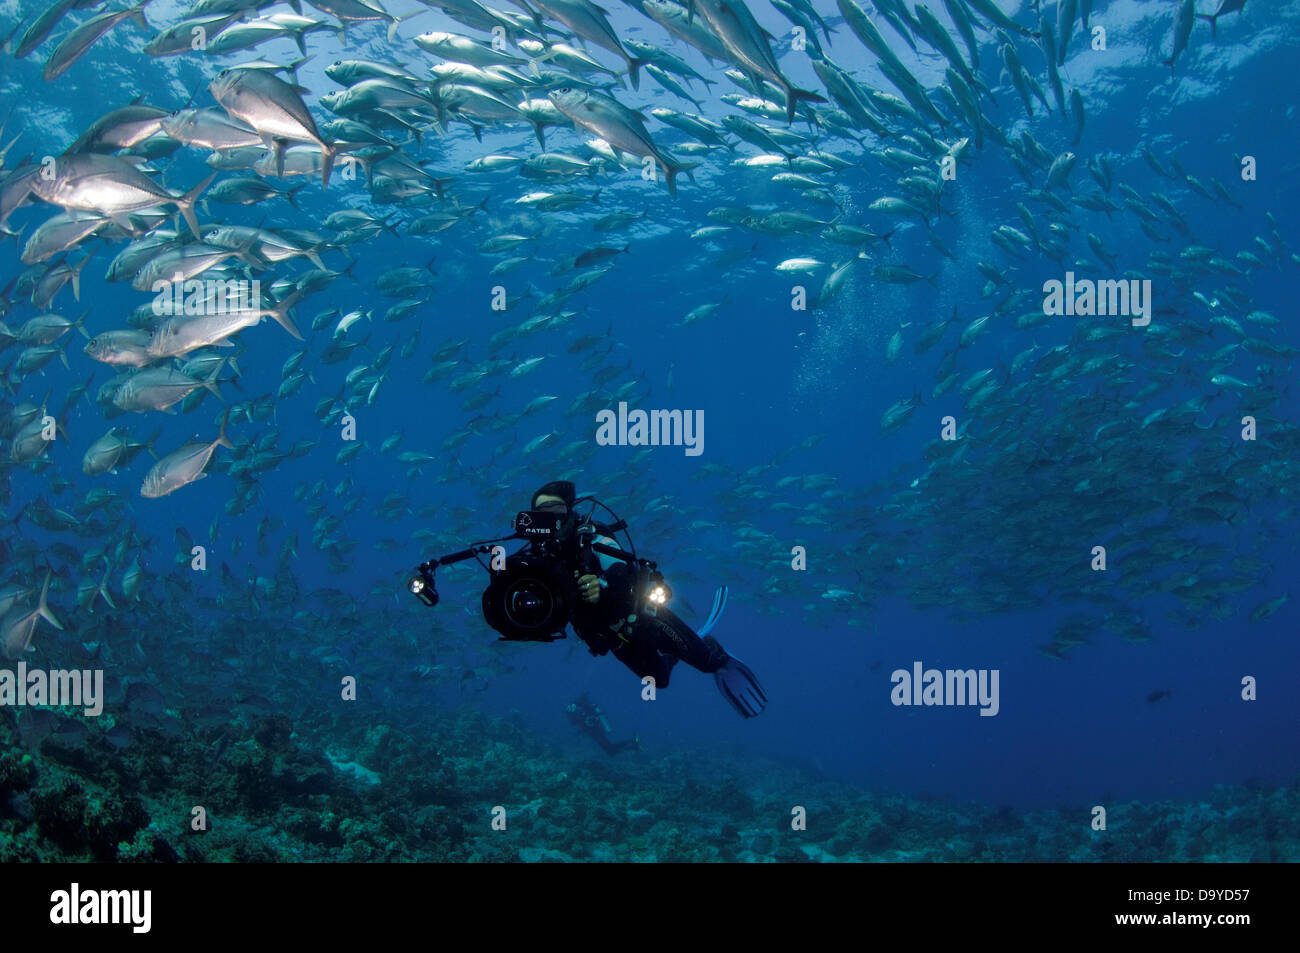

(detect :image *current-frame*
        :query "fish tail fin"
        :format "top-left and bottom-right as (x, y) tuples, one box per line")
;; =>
(661, 158), (695, 198)
(99, 562), (117, 610)
(217, 408), (233, 450)
(178, 172), (216, 240)
(663, 164), (679, 198)
(627, 58), (649, 90)
(286, 53), (313, 86)
(131, 0), (154, 31)
(389, 8), (426, 44)
(269, 290), (305, 340)
(0, 131), (22, 166)
(38, 570), (63, 631)
(69, 253), (92, 301)
(1197, 14), (1218, 39)
(232, 233), (264, 268)
(786, 86), (826, 124)
(285, 184), (304, 209)
(321, 141), (337, 188)
(202, 362), (225, 400)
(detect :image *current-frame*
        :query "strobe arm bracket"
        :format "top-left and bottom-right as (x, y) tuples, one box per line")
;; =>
(409, 544), (497, 607)
(589, 540), (642, 565)
(428, 546), (495, 569)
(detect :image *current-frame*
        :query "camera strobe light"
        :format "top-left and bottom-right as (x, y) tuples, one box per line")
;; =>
(409, 573), (439, 607)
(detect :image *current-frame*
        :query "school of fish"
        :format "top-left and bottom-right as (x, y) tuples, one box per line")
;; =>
(0, 0), (1293, 697)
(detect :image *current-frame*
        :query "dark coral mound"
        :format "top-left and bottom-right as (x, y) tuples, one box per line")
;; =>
(1, 706), (1296, 862)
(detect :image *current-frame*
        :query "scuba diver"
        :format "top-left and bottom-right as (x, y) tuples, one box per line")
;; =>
(528, 481), (767, 719)
(566, 692), (641, 755)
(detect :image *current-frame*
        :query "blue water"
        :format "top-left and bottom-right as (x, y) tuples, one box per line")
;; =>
(1, 0), (1298, 860)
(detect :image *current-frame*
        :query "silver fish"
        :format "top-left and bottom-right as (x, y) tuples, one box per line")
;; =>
(209, 68), (339, 185)
(1057, 0), (1078, 66)
(68, 103), (169, 153)
(1164, 0), (1196, 70)
(145, 290), (304, 359)
(1, 571), (62, 661)
(143, 12), (243, 56)
(141, 411), (233, 498)
(14, 0), (94, 59)
(532, 0), (648, 88)
(20, 212), (107, 264)
(694, 0), (825, 122)
(548, 87), (693, 196)
(26, 152), (214, 239)
(112, 364), (224, 413)
(43, 0), (154, 81)
(82, 427), (132, 474)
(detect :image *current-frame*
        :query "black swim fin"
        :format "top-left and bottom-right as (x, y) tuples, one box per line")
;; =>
(713, 653), (767, 719)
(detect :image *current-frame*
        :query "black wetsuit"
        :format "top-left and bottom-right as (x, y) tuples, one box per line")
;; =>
(496, 500), (764, 718)
(563, 522), (728, 687)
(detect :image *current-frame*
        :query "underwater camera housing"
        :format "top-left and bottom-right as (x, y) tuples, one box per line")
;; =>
(481, 554), (579, 642)
(480, 509), (582, 641)
(511, 509), (569, 541)
(410, 494), (665, 642)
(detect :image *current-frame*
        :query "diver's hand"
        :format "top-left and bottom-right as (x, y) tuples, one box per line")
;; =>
(576, 571), (601, 603)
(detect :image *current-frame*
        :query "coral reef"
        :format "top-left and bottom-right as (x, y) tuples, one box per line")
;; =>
(1, 707), (1295, 862)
